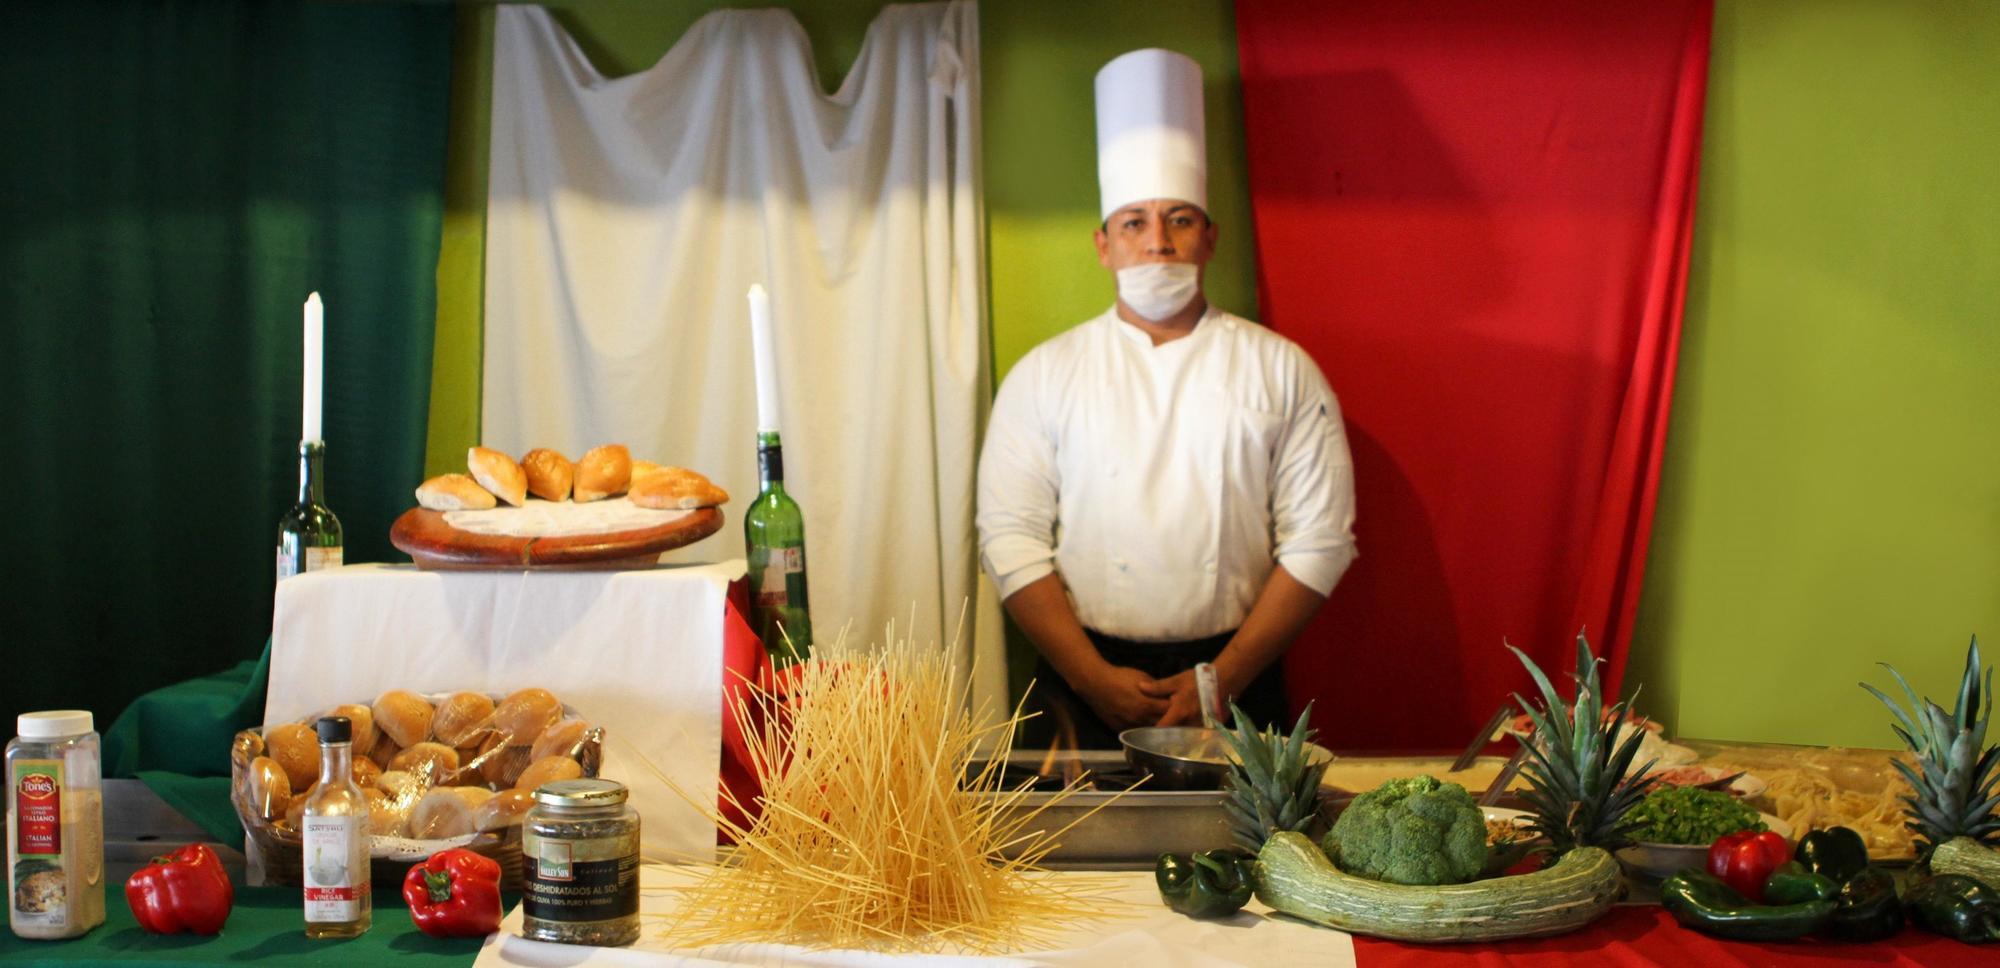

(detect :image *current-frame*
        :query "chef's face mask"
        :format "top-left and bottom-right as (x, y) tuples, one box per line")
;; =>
(1115, 262), (1201, 322)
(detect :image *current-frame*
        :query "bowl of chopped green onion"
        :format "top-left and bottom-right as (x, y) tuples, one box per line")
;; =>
(1615, 785), (1791, 880)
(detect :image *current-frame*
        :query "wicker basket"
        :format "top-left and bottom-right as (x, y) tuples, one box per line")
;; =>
(230, 693), (601, 890)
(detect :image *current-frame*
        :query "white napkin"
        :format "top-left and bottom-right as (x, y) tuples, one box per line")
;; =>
(442, 497), (694, 538)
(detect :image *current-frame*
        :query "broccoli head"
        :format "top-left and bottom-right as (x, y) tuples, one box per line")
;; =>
(1322, 775), (1488, 885)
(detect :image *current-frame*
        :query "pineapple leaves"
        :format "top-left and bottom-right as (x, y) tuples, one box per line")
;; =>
(1505, 632), (1651, 852)
(1860, 636), (1998, 852)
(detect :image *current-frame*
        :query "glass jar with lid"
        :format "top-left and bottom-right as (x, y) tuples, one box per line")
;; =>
(520, 778), (640, 946)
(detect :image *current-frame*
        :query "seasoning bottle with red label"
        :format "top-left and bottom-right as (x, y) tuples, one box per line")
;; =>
(6, 710), (105, 940)
(302, 716), (370, 938)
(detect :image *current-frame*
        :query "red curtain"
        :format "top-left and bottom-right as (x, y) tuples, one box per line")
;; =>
(1236, 0), (1712, 748)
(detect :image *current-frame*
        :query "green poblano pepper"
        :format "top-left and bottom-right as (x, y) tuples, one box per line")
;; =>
(1794, 826), (1871, 883)
(1827, 867), (1905, 942)
(1156, 850), (1254, 919)
(1659, 870), (1836, 941)
(1906, 874), (2000, 944)
(1762, 862), (1838, 906)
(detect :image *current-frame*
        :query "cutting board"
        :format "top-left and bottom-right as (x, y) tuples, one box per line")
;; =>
(390, 506), (723, 569)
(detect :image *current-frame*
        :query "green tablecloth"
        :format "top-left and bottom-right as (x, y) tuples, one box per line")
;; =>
(0, 884), (483, 966)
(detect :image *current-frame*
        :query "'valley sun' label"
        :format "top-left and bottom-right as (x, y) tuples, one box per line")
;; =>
(301, 815), (366, 923)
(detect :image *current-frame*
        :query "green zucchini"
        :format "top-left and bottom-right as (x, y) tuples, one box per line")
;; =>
(1253, 832), (1622, 942)
(1932, 837), (2000, 887)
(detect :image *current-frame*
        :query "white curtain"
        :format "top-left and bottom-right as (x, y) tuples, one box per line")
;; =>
(483, 3), (1004, 718)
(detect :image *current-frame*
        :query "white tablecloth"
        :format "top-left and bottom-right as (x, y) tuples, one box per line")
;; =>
(472, 865), (1356, 968)
(266, 561), (743, 863)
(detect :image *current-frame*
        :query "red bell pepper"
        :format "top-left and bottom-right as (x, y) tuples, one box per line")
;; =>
(125, 843), (234, 935)
(1707, 829), (1791, 903)
(403, 848), (503, 938)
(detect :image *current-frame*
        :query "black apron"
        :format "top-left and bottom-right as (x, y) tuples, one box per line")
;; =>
(1020, 628), (1289, 750)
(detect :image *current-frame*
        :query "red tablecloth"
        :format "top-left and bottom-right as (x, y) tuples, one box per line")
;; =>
(1354, 906), (1992, 967)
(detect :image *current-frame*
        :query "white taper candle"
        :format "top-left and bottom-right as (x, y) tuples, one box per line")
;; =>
(747, 284), (782, 434)
(303, 291), (323, 443)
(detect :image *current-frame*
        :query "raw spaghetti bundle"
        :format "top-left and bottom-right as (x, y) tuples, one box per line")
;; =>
(664, 627), (1121, 952)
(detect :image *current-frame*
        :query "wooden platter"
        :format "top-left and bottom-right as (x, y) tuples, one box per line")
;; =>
(390, 506), (724, 570)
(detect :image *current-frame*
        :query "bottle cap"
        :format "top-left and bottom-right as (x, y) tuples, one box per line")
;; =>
(17, 710), (94, 739)
(316, 716), (352, 745)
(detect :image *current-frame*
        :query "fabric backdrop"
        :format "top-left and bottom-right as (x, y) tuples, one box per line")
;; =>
(482, 4), (1003, 712)
(1236, 0), (1711, 748)
(0, 0), (453, 725)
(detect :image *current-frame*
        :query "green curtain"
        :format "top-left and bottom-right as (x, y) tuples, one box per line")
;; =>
(0, 1), (453, 726)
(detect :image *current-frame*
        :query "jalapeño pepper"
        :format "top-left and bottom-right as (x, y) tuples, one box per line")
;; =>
(1794, 826), (1871, 883)
(1906, 874), (2000, 943)
(1827, 866), (1905, 942)
(1660, 869), (1836, 941)
(1762, 862), (1838, 906)
(1156, 850), (1254, 919)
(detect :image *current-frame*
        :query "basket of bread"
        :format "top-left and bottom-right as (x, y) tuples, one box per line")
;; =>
(231, 687), (599, 889)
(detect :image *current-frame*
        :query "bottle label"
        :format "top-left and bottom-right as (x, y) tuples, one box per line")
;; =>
(10, 760), (69, 927)
(302, 815), (366, 922)
(277, 548), (298, 582)
(522, 830), (640, 924)
(753, 547), (804, 607)
(306, 547), (344, 572)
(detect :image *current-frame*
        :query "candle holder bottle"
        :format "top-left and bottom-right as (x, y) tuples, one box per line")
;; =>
(744, 431), (812, 665)
(277, 440), (344, 581)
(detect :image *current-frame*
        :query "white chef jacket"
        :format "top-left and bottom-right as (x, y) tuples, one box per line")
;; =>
(977, 305), (1357, 642)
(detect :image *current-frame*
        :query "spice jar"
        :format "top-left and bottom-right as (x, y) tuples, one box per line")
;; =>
(7, 711), (105, 940)
(521, 778), (640, 946)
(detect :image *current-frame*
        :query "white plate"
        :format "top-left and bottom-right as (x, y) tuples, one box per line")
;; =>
(1615, 813), (1793, 880)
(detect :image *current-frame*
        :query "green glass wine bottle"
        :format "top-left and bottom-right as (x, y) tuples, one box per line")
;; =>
(744, 431), (812, 664)
(277, 440), (344, 581)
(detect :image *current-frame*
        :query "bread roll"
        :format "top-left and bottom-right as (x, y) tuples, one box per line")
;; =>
(631, 460), (664, 482)
(389, 742), (461, 784)
(531, 719), (591, 763)
(373, 690), (435, 748)
(477, 739), (533, 788)
(245, 756), (292, 821)
(327, 704), (377, 753)
(474, 790), (536, 832)
(369, 793), (410, 838)
(416, 473), (498, 512)
(522, 448), (574, 502)
(411, 787), (495, 840)
(493, 688), (563, 745)
(264, 722), (321, 794)
(467, 446), (528, 507)
(351, 756), (383, 789)
(572, 444), (631, 502)
(432, 691), (495, 748)
(629, 466), (730, 510)
(285, 784), (315, 830)
(515, 755), (584, 793)
(376, 770), (423, 803)
(368, 734), (402, 771)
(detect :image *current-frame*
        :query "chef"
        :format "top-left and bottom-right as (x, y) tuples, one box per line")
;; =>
(977, 49), (1357, 749)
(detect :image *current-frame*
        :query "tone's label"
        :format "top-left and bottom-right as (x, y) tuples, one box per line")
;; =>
(753, 546), (804, 607)
(522, 831), (638, 924)
(14, 762), (61, 856)
(302, 815), (366, 923)
(10, 760), (69, 928)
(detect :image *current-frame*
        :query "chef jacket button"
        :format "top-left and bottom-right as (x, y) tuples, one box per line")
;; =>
(1115, 558), (1128, 571)
(1107, 466), (1118, 478)
(1204, 561), (1218, 574)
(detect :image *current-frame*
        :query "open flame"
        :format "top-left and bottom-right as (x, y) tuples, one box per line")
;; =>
(1035, 701), (1087, 787)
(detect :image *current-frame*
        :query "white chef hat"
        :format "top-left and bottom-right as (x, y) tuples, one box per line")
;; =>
(1095, 48), (1207, 221)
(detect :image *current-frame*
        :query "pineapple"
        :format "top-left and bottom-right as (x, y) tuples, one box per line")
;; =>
(1507, 633), (1656, 853)
(1219, 702), (1328, 853)
(1862, 636), (2000, 861)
